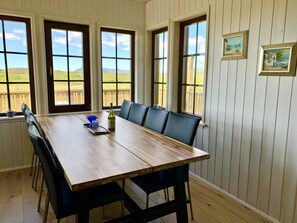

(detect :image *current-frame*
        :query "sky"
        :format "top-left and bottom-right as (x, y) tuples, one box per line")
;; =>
(0, 20), (206, 74)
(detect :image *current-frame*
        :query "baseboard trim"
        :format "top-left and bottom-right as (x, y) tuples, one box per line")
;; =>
(189, 172), (280, 223)
(0, 165), (31, 173)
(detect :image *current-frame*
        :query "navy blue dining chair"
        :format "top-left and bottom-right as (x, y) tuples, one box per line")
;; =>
(143, 107), (169, 134)
(27, 124), (127, 223)
(127, 103), (149, 125)
(130, 112), (201, 220)
(119, 99), (133, 119)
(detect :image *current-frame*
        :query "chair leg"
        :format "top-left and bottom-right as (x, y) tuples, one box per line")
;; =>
(34, 161), (41, 191)
(37, 174), (44, 212)
(187, 181), (194, 220)
(146, 194), (149, 208)
(163, 188), (167, 200)
(43, 191), (49, 223)
(32, 155), (38, 188)
(166, 188), (170, 201)
(30, 152), (36, 176)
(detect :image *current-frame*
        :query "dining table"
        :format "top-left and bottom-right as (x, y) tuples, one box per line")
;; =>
(37, 111), (210, 223)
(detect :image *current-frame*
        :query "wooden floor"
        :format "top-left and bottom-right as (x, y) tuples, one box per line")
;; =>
(0, 168), (272, 223)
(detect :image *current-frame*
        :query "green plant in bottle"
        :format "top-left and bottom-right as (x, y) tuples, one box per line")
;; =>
(108, 102), (115, 131)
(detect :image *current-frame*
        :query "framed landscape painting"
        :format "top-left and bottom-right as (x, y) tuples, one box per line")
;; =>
(222, 30), (249, 60)
(259, 42), (297, 76)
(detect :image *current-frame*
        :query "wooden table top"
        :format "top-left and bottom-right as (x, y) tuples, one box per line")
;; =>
(38, 112), (209, 192)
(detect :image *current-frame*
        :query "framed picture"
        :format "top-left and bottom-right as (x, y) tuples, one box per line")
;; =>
(222, 30), (249, 60)
(258, 42), (297, 76)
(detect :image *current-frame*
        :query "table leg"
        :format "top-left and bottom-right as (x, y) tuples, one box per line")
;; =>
(173, 166), (188, 223)
(77, 191), (89, 223)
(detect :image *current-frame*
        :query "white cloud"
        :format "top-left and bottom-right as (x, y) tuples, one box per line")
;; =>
(0, 33), (21, 40)
(53, 36), (66, 45)
(13, 28), (26, 34)
(102, 34), (131, 51)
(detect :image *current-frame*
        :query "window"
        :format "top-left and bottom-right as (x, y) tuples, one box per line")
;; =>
(44, 21), (90, 113)
(100, 28), (134, 109)
(152, 28), (168, 108)
(0, 15), (35, 116)
(179, 16), (207, 116)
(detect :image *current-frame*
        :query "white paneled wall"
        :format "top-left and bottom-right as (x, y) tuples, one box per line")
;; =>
(0, 119), (32, 171)
(146, 0), (297, 222)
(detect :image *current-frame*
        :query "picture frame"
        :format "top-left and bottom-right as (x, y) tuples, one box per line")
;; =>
(258, 42), (297, 76)
(222, 30), (249, 60)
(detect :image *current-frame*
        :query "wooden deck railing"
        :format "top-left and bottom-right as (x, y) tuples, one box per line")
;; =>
(0, 89), (203, 114)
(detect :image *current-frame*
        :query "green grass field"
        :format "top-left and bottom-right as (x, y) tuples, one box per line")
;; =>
(0, 68), (204, 92)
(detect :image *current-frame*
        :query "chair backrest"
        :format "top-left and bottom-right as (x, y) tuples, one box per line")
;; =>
(21, 103), (31, 119)
(127, 103), (149, 125)
(119, 100), (133, 119)
(25, 112), (45, 138)
(164, 112), (201, 146)
(143, 107), (169, 134)
(28, 124), (63, 217)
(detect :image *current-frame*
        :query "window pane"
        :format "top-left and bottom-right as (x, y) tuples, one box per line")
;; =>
(181, 85), (194, 113)
(9, 84), (30, 111)
(54, 82), (69, 105)
(195, 86), (203, 115)
(102, 83), (116, 107)
(154, 33), (163, 58)
(70, 82), (84, 104)
(197, 21), (206, 54)
(53, 56), (67, 80)
(117, 33), (131, 58)
(69, 57), (83, 80)
(162, 84), (167, 108)
(4, 21), (27, 53)
(154, 60), (163, 83)
(118, 83), (131, 104)
(182, 56), (196, 84)
(118, 59), (131, 82)
(7, 54), (29, 82)
(0, 84), (8, 112)
(68, 31), (82, 56)
(0, 22), (3, 51)
(102, 58), (116, 82)
(195, 55), (205, 85)
(184, 23), (197, 55)
(163, 59), (167, 83)
(0, 53), (6, 82)
(52, 29), (67, 55)
(153, 84), (166, 108)
(164, 31), (168, 57)
(101, 32), (115, 57)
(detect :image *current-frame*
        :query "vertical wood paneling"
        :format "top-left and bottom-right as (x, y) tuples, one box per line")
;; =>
(75, 0), (84, 18)
(189, 0), (196, 12)
(67, 0), (75, 18)
(42, 0), (51, 14)
(214, 0), (231, 188)
(267, 0), (288, 219)
(207, 0), (223, 183)
(2, 0), (12, 9)
(11, 0), (22, 11)
(237, 0), (251, 202)
(2, 123), (14, 168)
(279, 0), (297, 221)
(83, 0), (91, 20)
(98, 0), (106, 23)
(12, 123), (24, 166)
(59, 0), (68, 18)
(22, 0), (32, 12)
(257, 0), (280, 214)
(50, 0), (60, 16)
(222, 0), (241, 194)
(179, 0), (185, 17)
(0, 124), (5, 169)
(21, 122), (32, 165)
(125, 0), (132, 25)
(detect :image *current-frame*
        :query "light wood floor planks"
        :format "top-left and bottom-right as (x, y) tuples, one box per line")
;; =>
(0, 168), (273, 223)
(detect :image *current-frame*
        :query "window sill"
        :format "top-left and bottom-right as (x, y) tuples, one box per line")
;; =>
(0, 116), (25, 123)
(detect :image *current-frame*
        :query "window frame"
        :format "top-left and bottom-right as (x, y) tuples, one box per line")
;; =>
(151, 27), (168, 108)
(0, 15), (35, 116)
(44, 20), (91, 113)
(100, 27), (135, 109)
(178, 15), (207, 117)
